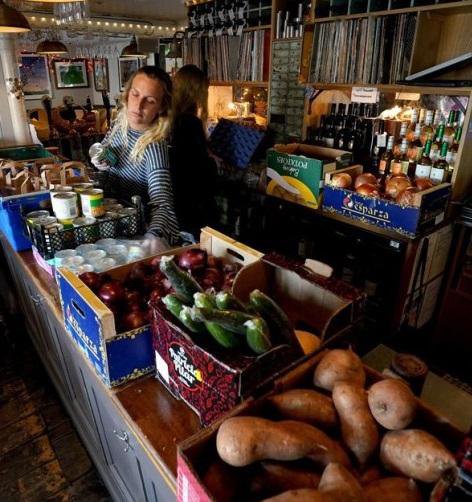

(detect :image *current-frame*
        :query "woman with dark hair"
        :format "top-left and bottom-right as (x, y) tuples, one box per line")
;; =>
(92, 66), (180, 251)
(170, 64), (217, 241)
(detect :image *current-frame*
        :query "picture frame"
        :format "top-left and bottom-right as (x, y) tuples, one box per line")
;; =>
(19, 54), (52, 100)
(53, 59), (89, 89)
(93, 58), (109, 92)
(119, 57), (140, 91)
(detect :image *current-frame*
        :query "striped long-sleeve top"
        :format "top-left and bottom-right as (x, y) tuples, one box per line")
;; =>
(103, 126), (180, 245)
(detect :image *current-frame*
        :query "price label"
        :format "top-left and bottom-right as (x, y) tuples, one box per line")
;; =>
(351, 87), (379, 104)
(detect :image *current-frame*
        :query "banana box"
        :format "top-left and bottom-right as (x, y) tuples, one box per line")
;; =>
(266, 144), (352, 209)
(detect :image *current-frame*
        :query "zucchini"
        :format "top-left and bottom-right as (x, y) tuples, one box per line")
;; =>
(244, 318), (272, 355)
(179, 306), (206, 334)
(194, 292), (216, 310)
(159, 256), (202, 303)
(162, 294), (186, 319)
(249, 290), (297, 346)
(215, 291), (246, 311)
(192, 307), (253, 335)
(205, 322), (240, 349)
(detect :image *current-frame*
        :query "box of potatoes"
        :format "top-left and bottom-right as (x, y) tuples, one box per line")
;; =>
(177, 347), (463, 502)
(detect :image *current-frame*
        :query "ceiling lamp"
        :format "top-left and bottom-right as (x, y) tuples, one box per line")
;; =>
(36, 39), (68, 55)
(120, 35), (146, 59)
(0, 0), (31, 32)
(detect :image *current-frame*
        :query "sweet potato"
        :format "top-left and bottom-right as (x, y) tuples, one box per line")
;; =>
(359, 465), (383, 485)
(314, 349), (366, 391)
(268, 388), (338, 429)
(262, 488), (327, 502)
(332, 381), (379, 465)
(364, 477), (422, 502)
(368, 379), (417, 430)
(318, 463), (364, 502)
(380, 429), (456, 483)
(216, 417), (350, 468)
(250, 461), (321, 496)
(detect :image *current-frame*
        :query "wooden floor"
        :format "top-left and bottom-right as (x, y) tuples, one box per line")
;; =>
(0, 314), (111, 502)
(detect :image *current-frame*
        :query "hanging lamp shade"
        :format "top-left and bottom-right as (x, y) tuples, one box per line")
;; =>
(120, 36), (146, 59)
(0, 0), (31, 33)
(36, 39), (68, 55)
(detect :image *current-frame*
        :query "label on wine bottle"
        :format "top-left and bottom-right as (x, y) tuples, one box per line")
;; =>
(325, 138), (334, 148)
(391, 161), (402, 176)
(415, 163), (431, 178)
(401, 160), (409, 175)
(430, 167), (445, 183)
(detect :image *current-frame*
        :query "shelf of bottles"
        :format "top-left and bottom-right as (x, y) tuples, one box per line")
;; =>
(274, 2), (311, 39)
(314, 0), (466, 20)
(308, 99), (465, 187)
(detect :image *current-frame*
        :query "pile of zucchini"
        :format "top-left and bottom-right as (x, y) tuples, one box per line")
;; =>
(159, 256), (296, 355)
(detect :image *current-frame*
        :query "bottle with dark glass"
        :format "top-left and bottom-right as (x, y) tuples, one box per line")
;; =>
(312, 115), (327, 145)
(347, 118), (363, 152)
(408, 123), (423, 163)
(415, 139), (433, 179)
(335, 116), (349, 149)
(323, 119), (336, 148)
(430, 141), (448, 184)
(335, 103), (346, 132)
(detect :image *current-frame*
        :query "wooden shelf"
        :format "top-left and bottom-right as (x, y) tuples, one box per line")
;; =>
(273, 37), (303, 43)
(312, 0), (472, 23)
(210, 80), (269, 87)
(243, 24), (271, 32)
(307, 82), (472, 96)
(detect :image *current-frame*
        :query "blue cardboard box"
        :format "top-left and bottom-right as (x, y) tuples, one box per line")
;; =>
(0, 191), (50, 251)
(323, 166), (451, 238)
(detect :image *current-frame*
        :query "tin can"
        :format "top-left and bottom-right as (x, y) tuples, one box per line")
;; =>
(72, 183), (94, 194)
(26, 210), (50, 224)
(50, 185), (73, 194)
(106, 203), (124, 212)
(57, 218), (74, 229)
(103, 198), (118, 207)
(73, 215), (98, 244)
(117, 207), (137, 236)
(51, 192), (79, 220)
(80, 189), (105, 218)
(38, 216), (59, 228)
(73, 216), (96, 227)
(89, 143), (118, 167)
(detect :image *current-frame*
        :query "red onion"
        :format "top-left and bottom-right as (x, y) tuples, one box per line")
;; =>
(199, 267), (223, 290)
(178, 248), (208, 271)
(79, 272), (103, 292)
(98, 281), (126, 305)
(121, 311), (147, 331)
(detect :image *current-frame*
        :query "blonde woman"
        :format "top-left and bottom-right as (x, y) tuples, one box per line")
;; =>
(170, 64), (217, 241)
(92, 66), (180, 251)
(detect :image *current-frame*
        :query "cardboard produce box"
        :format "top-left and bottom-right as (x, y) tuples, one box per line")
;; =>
(323, 165), (451, 238)
(177, 351), (464, 502)
(151, 248), (363, 426)
(266, 144), (352, 210)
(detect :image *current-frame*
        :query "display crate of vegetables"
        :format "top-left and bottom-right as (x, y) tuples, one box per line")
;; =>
(56, 227), (261, 387)
(323, 165), (451, 238)
(177, 348), (464, 502)
(151, 246), (363, 426)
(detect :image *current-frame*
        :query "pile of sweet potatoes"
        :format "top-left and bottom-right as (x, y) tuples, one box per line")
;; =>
(209, 349), (458, 501)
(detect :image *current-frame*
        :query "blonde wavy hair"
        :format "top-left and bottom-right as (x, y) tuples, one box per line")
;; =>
(109, 66), (172, 162)
(172, 64), (209, 128)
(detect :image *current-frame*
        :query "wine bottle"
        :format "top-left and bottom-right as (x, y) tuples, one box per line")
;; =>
(415, 139), (433, 179)
(430, 141), (448, 185)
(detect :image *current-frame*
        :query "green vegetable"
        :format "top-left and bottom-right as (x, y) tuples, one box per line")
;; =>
(193, 307), (253, 334)
(215, 291), (246, 311)
(244, 317), (272, 354)
(179, 306), (206, 333)
(205, 322), (240, 349)
(162, 294), (186, 319)
(194, 292), (216, 310)
(249, 290), (296, 346)
(159, 256), (203, 303)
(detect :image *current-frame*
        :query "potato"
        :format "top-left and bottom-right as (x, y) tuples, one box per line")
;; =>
(380, 429), (456, 483)
(364, 477), (422, 502)
(368, 379), (417, 430)
(250, 461), (321, 495)
(314, 349), (366, 391)
(262, 488), (327, 502)
(268, 389), (338, 429)
(359, 465), (382, 485)
(216, 417), (349, 468)
(332, 381), (379, 465)
(318, 463), (364, 502)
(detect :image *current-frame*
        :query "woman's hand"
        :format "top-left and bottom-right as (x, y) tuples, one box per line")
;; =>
(143, 233), (170, 254)
(91, 156), (110, 171)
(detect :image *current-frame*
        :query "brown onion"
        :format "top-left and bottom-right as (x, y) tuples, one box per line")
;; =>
(354, 173), (378, 189)
(396, 187), (419, 206)
(415, 178), (433, 191)
(331, 172), (353, 189)
(356, 183), (380, 197)
(385, 176), (412, 199)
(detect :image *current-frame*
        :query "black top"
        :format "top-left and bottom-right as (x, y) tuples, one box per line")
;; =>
(169, 113), (218, 237)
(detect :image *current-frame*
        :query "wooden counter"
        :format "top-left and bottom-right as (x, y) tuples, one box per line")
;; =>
(1, 235), (201, 501)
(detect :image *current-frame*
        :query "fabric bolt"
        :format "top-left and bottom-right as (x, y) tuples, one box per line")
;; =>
(102, 127), (180, 245)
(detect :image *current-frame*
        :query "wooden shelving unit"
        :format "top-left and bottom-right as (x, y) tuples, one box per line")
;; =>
(308, 82), (472, 96)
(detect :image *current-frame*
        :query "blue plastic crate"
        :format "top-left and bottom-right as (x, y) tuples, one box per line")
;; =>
(0, 191), (50, 251)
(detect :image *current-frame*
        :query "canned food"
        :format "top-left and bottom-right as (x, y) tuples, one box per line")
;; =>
(50, 185), (73, 193)
(73, 216), (96, 227)
(26, 210), (50, 224)
(103, 198), (118, 206)
(71, 183), (94, 194)
(51, 192), (79, 220)
(38, 216), (59, 228)
(57, 218), (74, 229)
(75, 243), (98, 255)
(80, 189), (105, 218)
(106, 203), (124, 212)
(89, 143), (118, 167)
(104, 211), (121, 220)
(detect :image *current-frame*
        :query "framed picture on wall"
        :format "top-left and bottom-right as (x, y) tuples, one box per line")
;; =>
(93, 58), (109, 92)
(19, 54), (52, 100)
(53, 59), (89, 89)
(119, 57), (139, 91)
